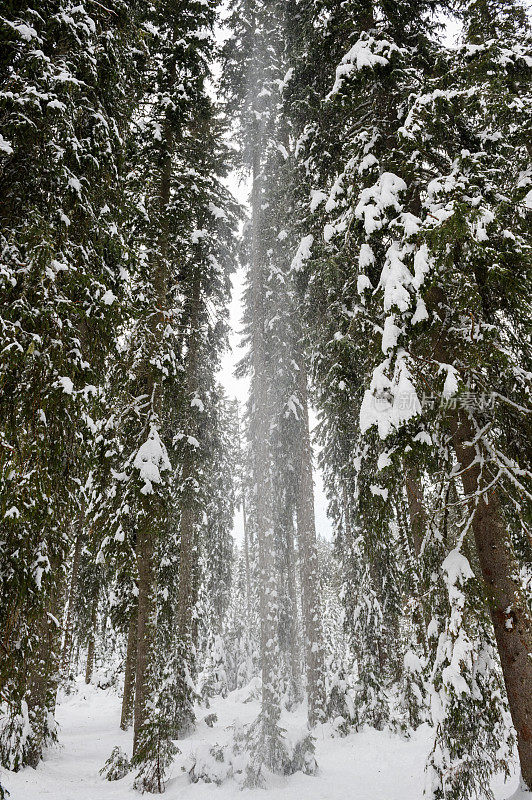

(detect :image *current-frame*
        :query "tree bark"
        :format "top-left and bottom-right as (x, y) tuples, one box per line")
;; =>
(121, 607), (137, 730)
(403, 469), (430, 651)
(404, 469), (426, 558)
(286, 512), (302, 701)
(133, 518), (156, 754)
(132, 83), (173, 758)
(176, 271), (201, 646)
(242, 492), (251, 615)
(61, 530), (82, 678)
(237, 404), (252, 616)
(295, 364), (326, 727)
(84, 596), (98, 685)
(24, 570), (65, 767)
(249, 98), (282, 766)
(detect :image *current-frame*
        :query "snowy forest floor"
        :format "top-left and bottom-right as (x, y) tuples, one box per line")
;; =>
(2, 680), (525, 800)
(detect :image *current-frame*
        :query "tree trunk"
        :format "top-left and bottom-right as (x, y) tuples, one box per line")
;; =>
(285, 513), (302, 702)
(449, 410), (532, 788)
(403, 469), (430, 651)
(242, 493), (251, 615)
(121, 607), (137, 730)
(250, 105), (282, 767)
(132, 83), (173, 758)
(61, 530), (82, 678)
(133, 518), (156, 754)
(237, 403), (252, 615)
(84, 597), (98, 685)
(295, 364), (326, 727)
(24, 572), (65, 767)
(404, 469), (426, 557)
(176, 272), (201, 646)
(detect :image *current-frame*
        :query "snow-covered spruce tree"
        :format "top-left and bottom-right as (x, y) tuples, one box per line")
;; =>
(266, 148), (328, 724)
(221, 0), (292, 781)
(221, 0), (328, 778)
(260, 127), (326, 720)
(318, 538), (358, 735)
(0, 0), (141, 770)
(396, 2), (532, 790)
(284, 0), (427, 731)
(92, 1), (238, 790)
(303, 0), (531, 793)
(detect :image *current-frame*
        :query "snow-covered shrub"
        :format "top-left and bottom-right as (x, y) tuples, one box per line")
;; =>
(0, 700), (57, 772)
(393, 648), (428, 734)
(99, 746), (131, 781)
(189, 719), (317, 788)
(0, 701), (30, 772)
(197, 635), (229, 706)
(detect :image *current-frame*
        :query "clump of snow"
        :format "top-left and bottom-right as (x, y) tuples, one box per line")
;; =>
(411, 298), (428, 325)
(404, 649), (423, 674)
(440, 364), (460, 399)
(442, 549), (474, 589)
(379, 242), (413, 313)
(310, 190), (327, 213)
(359, 243), (375, 269)
(355, 173), (407, 235)
(382, 315), (401, 353)
(360, 356), (421, 439)
(4, 506), (20, 519)
(413, 431), (432, 446)
(208, 201), (227, 219)
(191, 229), (208, 244)
(370, 484), (389, 501)
(357, 275), (372, 297)
(68, 176), (82, 195)
(57, 376), (74, 394)
(291, 235), (314, 272)
(133, 426), (171, 495)
(412, 244), (431, 290)
(0, 134), (13, 155)
(377, 451), (392, 471)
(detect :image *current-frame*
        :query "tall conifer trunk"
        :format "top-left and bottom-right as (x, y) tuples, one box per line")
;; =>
(61, 530), (82, 678)
(404, 470), (426, 557)
(176, 272), (201, 646)
(250, 98), (282, 766)
(403, 468), (430, 647)
(285, 511), (302, 703)
(295, 364), (325, 727)
(121, 607), (137, 730)
(242, 494), (252, 615)
(85, 596), (98, 685)
(132, 107), (173, 758)
(133, 518), (157, 753)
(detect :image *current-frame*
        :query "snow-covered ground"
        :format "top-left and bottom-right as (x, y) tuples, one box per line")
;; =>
(2, 682), (523, 800)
